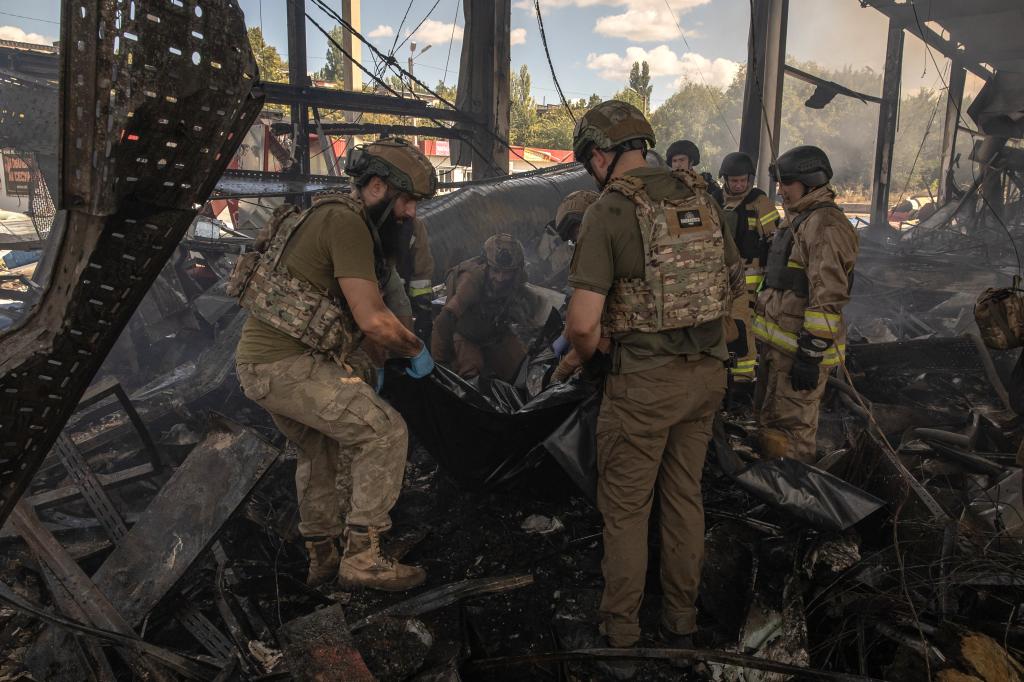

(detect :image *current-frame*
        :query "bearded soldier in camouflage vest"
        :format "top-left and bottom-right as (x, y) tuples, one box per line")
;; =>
(232, 138), (437, 591)
(566, 100), (746, 672)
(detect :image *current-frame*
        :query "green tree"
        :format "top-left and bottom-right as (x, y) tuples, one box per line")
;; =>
(432, 81), (458, 105)
(247, 27), (288, 83)
(314, 25), (347, 87)
(530, 107), (576, 149)
(510, 65), (539, 146)
(629, 61), (653, 114)
(612, 86), (646, 113)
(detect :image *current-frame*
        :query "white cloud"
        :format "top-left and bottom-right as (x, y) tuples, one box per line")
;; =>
(586, 45), (739, 89)
(515, 0), (708, 42)
(510, 27), (528, 46)
(367, 24), (395, 39)
(0, 26), (53, 45)
(407, 19), (464, 46)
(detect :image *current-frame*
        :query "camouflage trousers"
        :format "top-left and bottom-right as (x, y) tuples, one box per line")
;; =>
(753, 344), (829, 462)
(236, 353), (408, 539)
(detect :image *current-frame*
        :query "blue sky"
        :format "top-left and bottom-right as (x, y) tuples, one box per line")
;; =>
(0, 1), (983, 109)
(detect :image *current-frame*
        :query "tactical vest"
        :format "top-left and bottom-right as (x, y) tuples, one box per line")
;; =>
(763, 202), (837, 298)
(727, 188), (772, 263)
(601, 170), (730, 335)
(227, 195), (370, 360)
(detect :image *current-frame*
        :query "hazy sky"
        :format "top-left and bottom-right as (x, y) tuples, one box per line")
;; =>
(0, 0), (984, 109)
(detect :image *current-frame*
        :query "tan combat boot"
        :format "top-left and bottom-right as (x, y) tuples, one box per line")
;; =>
(303, 536), (340, 587)
(338, 527), (426, 592)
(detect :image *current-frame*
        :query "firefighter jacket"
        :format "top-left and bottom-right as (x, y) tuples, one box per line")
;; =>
(392, 217), (435, 299)
(601, 169), (732, 335)
(723, 187), (780, 290)
(753, 185), (858, 366)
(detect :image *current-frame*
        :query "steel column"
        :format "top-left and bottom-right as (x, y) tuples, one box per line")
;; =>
(754, 0), (788, 197)
(287, 0), (311, 179)
(938, 62), (967, 205)
(868, 18), (905, 235)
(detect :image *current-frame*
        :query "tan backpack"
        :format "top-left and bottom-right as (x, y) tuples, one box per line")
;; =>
(975, 281), (1024, 349)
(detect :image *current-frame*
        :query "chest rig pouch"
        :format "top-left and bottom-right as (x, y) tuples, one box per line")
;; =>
(763, 202), (837, 297)
(228, 194), (366, 360)
(602, 169), (730, 334)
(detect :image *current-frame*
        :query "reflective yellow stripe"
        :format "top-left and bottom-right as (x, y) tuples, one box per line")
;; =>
(786, 260), (804, 270)
(409, 286), (434, 298)
(760, 209), (780, 224)
(408, 279), (433, 298)
(747, 217), (759, 227)
(753, 315), (846, 366)
(730, 367), (755, 376)
(802, 311), (842, 337)
(745, 274), (764, 286)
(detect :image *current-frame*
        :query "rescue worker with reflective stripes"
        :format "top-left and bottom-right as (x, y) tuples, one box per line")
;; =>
(431, 234), (531, 383)
(752, 145), (858, 462)
(666, 138), (725, 207)
(532, 190), (599, 290)
(232, 138), (437, 591)
(720, 151), (781, 382)
(566, 100), (746, 673)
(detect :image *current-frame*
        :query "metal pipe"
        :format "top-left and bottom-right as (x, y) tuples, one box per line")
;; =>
(966, 332), (1013, 411)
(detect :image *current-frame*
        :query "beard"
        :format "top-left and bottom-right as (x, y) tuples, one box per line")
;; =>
(365, 195), (405, 260)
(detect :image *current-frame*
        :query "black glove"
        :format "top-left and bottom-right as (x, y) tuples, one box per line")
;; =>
(582, 350), (611, 381)
(727, 319), (748, 358)
(790, 332), (831, 391)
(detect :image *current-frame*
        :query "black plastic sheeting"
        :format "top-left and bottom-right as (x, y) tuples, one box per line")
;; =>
(383, 367), (594, 501)
(388, 364), (885, 533)
(710, 421), (885, 532)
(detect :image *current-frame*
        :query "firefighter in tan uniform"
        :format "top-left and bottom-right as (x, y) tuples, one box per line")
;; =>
(753, 145), (858, 462)
(431, 234), (531, 383)
(533, 190), (599, 289)
(566, 101), (746, 671)
(231, 138), (437, 590)
(720, 152), (781, 382)
(393, 217), (436, 342)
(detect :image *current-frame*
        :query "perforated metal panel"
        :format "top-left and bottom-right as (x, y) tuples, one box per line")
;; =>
(0, 0), (262, 524)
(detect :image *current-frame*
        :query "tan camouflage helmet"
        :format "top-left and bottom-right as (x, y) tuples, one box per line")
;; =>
(554, 190), (599, 240)
(482, 233), (526, 272)
(572, 100), (656, 163)
(345, 137), (438, 199)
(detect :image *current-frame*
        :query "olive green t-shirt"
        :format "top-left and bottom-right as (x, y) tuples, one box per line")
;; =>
(235, 204), (377, 364)
(568, 166), (740, 374)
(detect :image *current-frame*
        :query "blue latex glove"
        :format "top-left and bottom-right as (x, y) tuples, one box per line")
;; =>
(551, 335), (571, 358)
(406, 344), (435, 379)
(375, 368), (385, 393)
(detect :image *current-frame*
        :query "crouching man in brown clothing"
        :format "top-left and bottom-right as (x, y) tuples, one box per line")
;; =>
(566, 101), (746, 671)
(231, 138), (438, 591)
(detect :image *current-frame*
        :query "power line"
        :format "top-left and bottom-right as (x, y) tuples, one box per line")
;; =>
(395, 0), (442, 54)
(442, 0), (461, 84)
(663, 0), (738, 146)
(390, 0), (415, 60)
(533, 0), (576, 123)
(0, 10), (59, 25)
(309, 0), (552, 177)
(906, 0), (1021, 274)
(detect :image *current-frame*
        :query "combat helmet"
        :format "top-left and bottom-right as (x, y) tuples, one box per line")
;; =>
(666, 139), (701, 167)
(345, 137), (438, 199)
(719, 151), (756, 178)
(482, 233), (526, 272)
(572, 100), (656, 165)
(770, 145), (833, 188)
(554, 190), (599, 241)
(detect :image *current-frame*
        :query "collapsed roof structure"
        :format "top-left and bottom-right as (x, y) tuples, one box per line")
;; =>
(0, 1), (1023, 680)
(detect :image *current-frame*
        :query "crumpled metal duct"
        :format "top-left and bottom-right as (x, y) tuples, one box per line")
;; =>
(418, 165), (593, 278)
(0, 1), (262, 525)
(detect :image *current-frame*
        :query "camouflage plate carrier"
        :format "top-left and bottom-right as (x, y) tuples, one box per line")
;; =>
(601, 168), (730, 334)
(976, 283), (1024, 350)
(226, 194), (365, 361)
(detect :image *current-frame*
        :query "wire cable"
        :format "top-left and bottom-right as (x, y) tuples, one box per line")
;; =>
(442, 0), (461, 84)
(533, 0), (576, 123)
(390, 0), (416, 61)
(663, 0), (738, 146)
(395, 0), (442, 54)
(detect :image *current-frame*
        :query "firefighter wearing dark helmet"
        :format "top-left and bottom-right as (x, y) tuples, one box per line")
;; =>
(565, 100), (746, 673)
(431, 233), (531, 382)
(752, 145), (858, 462)
(720, 151), (781, 383)
(665, 139), (725, 206)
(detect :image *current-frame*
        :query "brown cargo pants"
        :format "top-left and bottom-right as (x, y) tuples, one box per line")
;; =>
(596, 354), (726, 647)
(753, 344), (829, 462)
(452, 332), (526, 383)
(236, 353), (408, 539)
